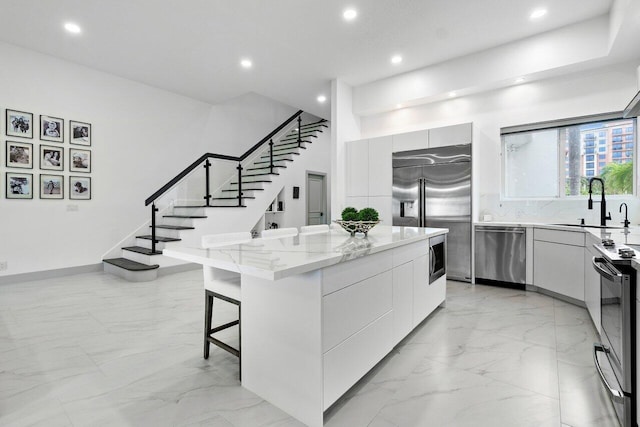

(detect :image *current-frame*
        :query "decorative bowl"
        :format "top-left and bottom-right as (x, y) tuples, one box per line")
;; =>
(333, 220), (381, 236)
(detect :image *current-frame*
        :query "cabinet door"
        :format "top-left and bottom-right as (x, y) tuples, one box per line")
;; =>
(584, 245), (601, 334)
(392, 130), (428, 153)
(393, 261), (413, 343)
(428, 123), (472, 148)
(346, 139), (369, 197)
(368, 136), (392, 197)
(533, 240), (585, 301)
(413, 254), (430, 326)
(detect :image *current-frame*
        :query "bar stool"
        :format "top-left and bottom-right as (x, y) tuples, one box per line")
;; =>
(261, 227), (298, 239)
(299, 224), (330, 235)
(201, 231), (251, 380)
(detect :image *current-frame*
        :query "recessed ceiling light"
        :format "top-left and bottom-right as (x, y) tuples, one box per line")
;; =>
(240, 59), (252, 69)
(515, 77), (525, 84)
(343, 8), (357, 21)
(448, 91), (457, 98)
(64, 22), (81, 34)
(391, 55), (403, 65)
(530, 8), (547, 20)
(317, 95), (327, 103)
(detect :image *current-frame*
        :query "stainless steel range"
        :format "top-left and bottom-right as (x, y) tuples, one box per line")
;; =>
(593, 242), (637, 427)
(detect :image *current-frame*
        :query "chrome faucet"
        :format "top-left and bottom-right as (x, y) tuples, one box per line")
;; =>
(620, 202), (630, 228)
(587, 177), (611, 226)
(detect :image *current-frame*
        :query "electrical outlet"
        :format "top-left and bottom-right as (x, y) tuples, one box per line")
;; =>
(0, 261), (7, 271)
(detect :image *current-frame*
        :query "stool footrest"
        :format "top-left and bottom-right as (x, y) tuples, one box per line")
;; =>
(208, 336), (240, 357)
(209, 320), (239, 334)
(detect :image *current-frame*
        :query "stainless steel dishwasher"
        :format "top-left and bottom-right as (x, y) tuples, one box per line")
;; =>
(475, 225), (526, 288)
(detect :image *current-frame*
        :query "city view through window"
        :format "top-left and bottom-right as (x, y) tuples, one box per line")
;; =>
(503, 117), (636, 199)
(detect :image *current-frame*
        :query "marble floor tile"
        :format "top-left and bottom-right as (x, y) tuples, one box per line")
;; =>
(0, 273), (621, 426)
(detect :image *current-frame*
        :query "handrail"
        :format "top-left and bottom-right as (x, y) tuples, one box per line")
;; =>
(239, 110), (303, 161)
(145, 152), (238, 206)
(144, 110), (305, 206)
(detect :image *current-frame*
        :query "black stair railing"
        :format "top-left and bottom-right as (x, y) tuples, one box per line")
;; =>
(143, 109), (327, 253)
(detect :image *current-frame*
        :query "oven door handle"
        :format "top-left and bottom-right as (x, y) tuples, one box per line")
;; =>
(593, 343), (626, 403)
(592, 257), (622, 282)
(429, 246), (435, 276)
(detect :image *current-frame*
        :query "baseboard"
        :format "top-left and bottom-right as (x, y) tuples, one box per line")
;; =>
(0, 263), (103, 286)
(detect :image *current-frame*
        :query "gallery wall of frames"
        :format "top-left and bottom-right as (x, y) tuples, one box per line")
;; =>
(3, 108), (92, 200)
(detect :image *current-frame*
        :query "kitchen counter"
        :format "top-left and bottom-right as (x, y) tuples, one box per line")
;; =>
(163, 225), (447, 280)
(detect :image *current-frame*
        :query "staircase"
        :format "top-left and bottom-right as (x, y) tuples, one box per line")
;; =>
(103, 112), (328, 281)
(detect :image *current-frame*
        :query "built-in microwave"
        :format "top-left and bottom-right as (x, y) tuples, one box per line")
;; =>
(429, 234), (446, 284)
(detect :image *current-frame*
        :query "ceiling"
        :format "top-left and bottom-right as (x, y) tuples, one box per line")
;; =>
(0, 0), (631, 118)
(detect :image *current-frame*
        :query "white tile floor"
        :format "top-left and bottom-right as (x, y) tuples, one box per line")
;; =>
(0, 270), (620, 426)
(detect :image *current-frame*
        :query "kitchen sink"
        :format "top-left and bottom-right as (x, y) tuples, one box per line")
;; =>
(550, 223), (623, 229)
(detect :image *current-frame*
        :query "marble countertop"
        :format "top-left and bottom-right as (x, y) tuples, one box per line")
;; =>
(163, 225), (448, 280)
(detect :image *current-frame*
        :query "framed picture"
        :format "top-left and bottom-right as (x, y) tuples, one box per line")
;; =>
(40, 115), (64, 143)
(70, 120), (91, 146)
(40, 174), (63, 199)
(69, 148), (91, 173)
(69, 176), (91, 200)
(6, 109), (33, 139)
(6, 172), (33, 199)
(40, 145), (64, 171)
(6, 141), (33, 169)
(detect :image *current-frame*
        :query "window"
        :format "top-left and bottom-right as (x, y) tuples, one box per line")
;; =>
(502, 115), (636, 198)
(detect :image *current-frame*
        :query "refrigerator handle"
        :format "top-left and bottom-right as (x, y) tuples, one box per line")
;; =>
(418, 178), (424, 227)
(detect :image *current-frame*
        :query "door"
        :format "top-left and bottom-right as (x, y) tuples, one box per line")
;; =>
(307, 173), (326, 225)
(392, 165), (422, 227)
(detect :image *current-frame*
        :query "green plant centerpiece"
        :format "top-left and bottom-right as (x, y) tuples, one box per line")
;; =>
(334, 206), (381, 236)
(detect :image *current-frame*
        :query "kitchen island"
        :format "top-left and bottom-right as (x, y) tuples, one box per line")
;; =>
(163, 225), (448, 427)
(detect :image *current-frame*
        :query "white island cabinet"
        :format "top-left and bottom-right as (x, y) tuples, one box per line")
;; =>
(163, 225), (447, 427)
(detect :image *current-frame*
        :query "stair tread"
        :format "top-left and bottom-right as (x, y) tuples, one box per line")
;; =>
(210, 196), (255, 200)
(136, 235), (182, 242)
(122, 246), (163, 255)
(246, 165), (287, 171)
(229, 180), (272, 185)
(162, 215), (207, 218)
(222, 188), (264, 192)
(172, 205), (207, 208)
(103, 258), (160, 271)
(260, 152), (300, 159)
(209, 205), (247, 208)
(153, 224), (195, 230)
(252, 159), (293, 165)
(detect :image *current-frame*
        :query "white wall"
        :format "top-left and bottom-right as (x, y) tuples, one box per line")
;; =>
(0, 42), (312, 279)
(357, 61), (640, 225)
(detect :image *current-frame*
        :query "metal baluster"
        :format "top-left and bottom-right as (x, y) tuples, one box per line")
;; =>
(204, 159), (211, 207)
(151, 203), (158, 253)
(269, 139), (274, 174)
(237, 162), (243, 207)
(297, 116), (302, 148)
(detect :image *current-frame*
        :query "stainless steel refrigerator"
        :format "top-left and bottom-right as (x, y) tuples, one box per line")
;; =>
(392, 144), (471, 282)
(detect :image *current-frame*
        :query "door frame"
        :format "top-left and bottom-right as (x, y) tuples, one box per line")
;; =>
(306, 171), (329, 225)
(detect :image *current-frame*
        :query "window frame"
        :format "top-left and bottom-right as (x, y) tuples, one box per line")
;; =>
(501, 112), (637, 201)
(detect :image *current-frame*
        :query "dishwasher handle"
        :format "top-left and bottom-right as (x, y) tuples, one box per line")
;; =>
(476, 227), (525, 234)
(594, 343), (627, 403)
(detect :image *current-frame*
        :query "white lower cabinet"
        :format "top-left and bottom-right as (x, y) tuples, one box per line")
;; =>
(393, 261), (413, 343)
(584, 235), (601, 334)
(533, 228), (585, 301)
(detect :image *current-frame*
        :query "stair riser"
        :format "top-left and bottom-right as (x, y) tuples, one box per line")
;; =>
(259, 153), (295, 161)
(135, 238), (168, 251)
(206, 199), (244, 207)
(149, 228), (182, 239)
(172, 207), (206, 216)
(103, 263), (158, 282)
(159, 217), (197, 227)
(122, 251), (185, 268)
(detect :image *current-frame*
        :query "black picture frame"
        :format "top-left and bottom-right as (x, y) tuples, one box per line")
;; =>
(6, 109), (34, 139)
(69, 148), (91, 173)
(6, 172), (33, 199)
(70, 120), (91, 146)
(40, 145), (64, 171)
(6, 141), (33, 169)
(69, 176), (91, 200)
(40, 115), (64, 143)
(39, 174), (64, 199)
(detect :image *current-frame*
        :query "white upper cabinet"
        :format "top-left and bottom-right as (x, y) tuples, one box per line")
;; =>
(368, 136), (392, 197)
(429, 123), (472, 148)
(392, 130), (428, 153)
(346, 139), (369, 197)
